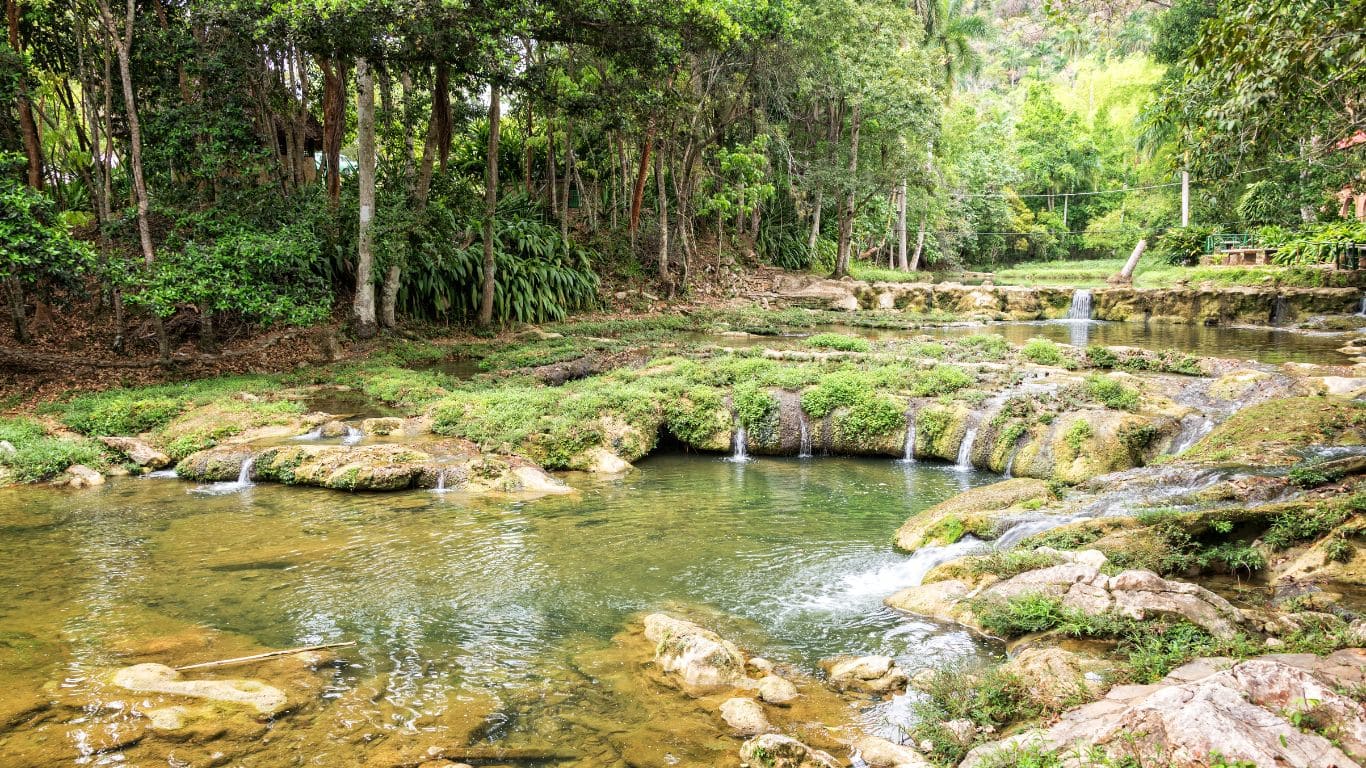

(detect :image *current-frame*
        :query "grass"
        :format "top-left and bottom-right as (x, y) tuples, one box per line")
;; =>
(0, 417), (108, 481)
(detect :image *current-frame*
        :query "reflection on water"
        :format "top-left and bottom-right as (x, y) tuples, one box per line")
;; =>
(0, 455), (997, 765)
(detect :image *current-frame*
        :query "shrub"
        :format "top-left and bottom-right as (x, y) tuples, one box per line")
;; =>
(805, 333), (870, 352)
(1152, 224), (1215, 266)
(1085, 345), (1120, 369)
(1021, 338), (1064, 366)
(974, 594), (1067, 637)
(909, 664), (1041, 763)
(1287, 458), (1346, 488)
(959, 333), (1010, 360)
(835, 395), (904, 442)
(1064, 419), (1093, 453)
(1084, 374), (1140, 411)
(909, 364), (972, 397)
(1263, 504), (1351, 550)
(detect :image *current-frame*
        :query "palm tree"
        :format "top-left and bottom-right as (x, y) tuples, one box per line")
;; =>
(924, 0), (990, 95)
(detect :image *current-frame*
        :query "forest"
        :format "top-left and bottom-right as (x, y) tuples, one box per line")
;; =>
(1, 0), (1361, 362)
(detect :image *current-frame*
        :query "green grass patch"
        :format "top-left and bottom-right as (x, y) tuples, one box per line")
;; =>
(805, 332), (871, 352)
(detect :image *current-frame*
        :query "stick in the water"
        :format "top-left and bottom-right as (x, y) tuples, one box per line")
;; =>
(174, 641), (356, 672)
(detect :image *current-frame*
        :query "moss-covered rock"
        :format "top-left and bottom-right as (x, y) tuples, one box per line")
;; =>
(895, 478), (1053, 552)
(1183, 396), (1366, 466)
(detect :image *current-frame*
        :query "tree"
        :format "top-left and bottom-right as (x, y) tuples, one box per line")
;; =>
(352, 56), (378, 339)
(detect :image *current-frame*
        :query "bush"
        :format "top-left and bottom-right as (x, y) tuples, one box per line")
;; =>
(1263, 504), (1351, 550)
(1152, 225), (1215, 266)
(1021, 338), (1065, 366)
(1084, 374), (1140, 411)
(959, 334), (1010, 361)
(835, 395), (904, 442)
(909, 364), (972, 397)
(805, 332), (870, 352)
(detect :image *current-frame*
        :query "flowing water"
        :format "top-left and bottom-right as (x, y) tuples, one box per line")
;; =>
(0, 455), (997, 766)
(1067, 289), (1093, 320)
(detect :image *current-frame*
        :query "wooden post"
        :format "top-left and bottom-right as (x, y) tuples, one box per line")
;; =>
(1181, 170), (1190, 227)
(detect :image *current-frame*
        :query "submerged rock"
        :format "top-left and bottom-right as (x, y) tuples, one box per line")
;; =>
(111, 663), (288, 716)
(642, 613), (752, 695)
(757, 674), (799, 705)
(961, 653), (1366, 768)
(719, 697), (771, 735)
(739, 733), (840, 768)
(820, 655), (909, 694)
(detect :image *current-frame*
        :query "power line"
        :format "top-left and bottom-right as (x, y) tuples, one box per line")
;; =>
(949, 165), (1275, 200)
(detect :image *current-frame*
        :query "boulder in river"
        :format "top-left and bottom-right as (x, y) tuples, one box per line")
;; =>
(739, 733), (840, 768)
(757, 674), (799, 705)
(65, 463), (105, 488)
(642, 613), (752, 695)
(820, 655), (909, 694)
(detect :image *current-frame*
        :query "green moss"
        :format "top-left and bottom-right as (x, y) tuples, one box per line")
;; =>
(664, 387), (729, 445)
(916, 407), (954, 450)
(835, 395), (904, 442)
(1064, 419), (1093, 454)
(45, 376), (280, 435)
(1184, 397), (1366, 465)
(958, 334), (1010, 361)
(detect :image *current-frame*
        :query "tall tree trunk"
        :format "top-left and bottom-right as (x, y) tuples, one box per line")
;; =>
(833, 105), (861, 279)
(318, 57), (345, 206)
(477, 82), (501, 329)
(352, 57), (378, 339)
(655, 151), (670, 295)
(380, 265), (400, 330)
(629, 125), (655, 245)
(896, 179), (908, 270)
(561, 117), (574, 239)
(100, 0), (168, 363)
(8, 0), (42, 189)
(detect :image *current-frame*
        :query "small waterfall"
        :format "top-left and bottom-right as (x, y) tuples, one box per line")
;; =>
(955, 424), (978, 471)
(292, 426), (324, 441)
(898, 404), (917, 464)
(797, 413), (812, 459)
(1357, 294), (1366, 317)
(1003, 445), (1020, 479)
(729, 419), (749, 463)
(236, 456), (255, 484)
(342, 425), (363, 445)
(192, 455), (255, 495)
(1170, 414), (1215, 455)
(900, 536), (989, 588)
(1067, 289), (1093, 320)
(1270, 294), (1289, 326)
(432, 468), (448, 493)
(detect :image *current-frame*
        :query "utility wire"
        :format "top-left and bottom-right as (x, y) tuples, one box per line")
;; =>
(949, 165), (1274, 199)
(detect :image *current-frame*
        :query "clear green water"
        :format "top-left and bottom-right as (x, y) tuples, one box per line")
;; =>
(0, 454), (996, 766)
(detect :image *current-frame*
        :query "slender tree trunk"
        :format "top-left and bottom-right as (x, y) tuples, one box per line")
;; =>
(561, 117), (573, 239)
(808, 191), (822, 254)
(101, 0), (169, 363)
(896, 179), (908, 270)
(477, 82), (501, 329)
(380, 265), (400, 330)
(629, 126), (655, 245)
(833, 105), (861, 279)
(5, 276), (28, 344)
(655, 150), (671, 295)
(8, 0), (42, 189)
(318, 57), (345, 206)
(910, 216), (927, 271)
(352, 57), (378, 339)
